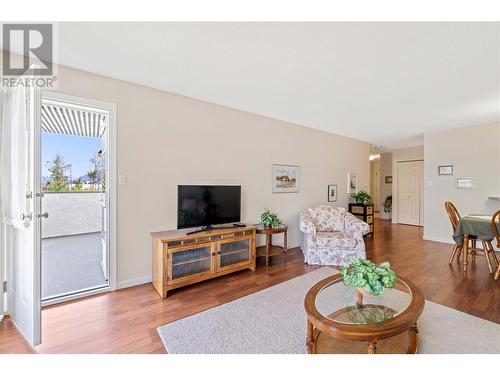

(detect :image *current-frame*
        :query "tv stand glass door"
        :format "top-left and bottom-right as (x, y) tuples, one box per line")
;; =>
(216, 236), (254, 272)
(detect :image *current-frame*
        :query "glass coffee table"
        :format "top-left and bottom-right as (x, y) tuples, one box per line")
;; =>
(304, 274), (425, 354)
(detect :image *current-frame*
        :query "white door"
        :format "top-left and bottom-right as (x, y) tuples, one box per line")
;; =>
(397, 160), (423, 226)
(1, 87), (42, 346)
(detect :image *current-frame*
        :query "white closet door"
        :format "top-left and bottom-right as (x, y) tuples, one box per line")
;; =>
(397, 161), (422, 226)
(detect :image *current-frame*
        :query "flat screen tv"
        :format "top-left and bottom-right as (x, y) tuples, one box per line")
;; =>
(177, 185), (241, 230)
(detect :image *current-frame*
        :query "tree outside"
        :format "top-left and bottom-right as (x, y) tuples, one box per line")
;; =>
(43, 154), (104, 192)
(45, 154), (71, 192)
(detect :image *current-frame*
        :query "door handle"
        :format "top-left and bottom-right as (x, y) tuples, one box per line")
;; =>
(20, 212), (32, 221)
(37, 212), (49, 219)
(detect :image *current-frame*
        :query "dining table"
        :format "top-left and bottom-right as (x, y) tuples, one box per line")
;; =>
(453, 214), (500, 272)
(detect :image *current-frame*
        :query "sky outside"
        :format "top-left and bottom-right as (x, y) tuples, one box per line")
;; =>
(42, 133), (101, 180)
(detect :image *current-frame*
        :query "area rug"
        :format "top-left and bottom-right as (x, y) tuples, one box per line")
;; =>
(157, 267), (500, 354)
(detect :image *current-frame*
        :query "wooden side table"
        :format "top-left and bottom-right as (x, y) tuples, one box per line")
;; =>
(255, 224), (288, 267)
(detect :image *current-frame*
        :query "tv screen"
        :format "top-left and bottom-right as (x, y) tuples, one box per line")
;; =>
(177, 185), (241, 229)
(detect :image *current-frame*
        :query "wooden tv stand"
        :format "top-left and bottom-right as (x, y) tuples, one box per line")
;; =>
(151, 225), (256, 299)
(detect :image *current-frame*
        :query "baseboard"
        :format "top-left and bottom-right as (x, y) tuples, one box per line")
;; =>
(423, 235), (455, 244)
(116, 275), (152, 290)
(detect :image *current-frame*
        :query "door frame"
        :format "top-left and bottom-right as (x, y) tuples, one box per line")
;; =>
(40, 91), (117, 306)
(0, 223), (5, 316)
(393, 159), (424, 226)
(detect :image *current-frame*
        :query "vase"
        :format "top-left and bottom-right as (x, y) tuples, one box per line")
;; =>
(355, 287), (373, 305)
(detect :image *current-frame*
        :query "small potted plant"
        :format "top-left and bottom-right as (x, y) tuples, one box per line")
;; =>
(340, 255), (396, 297)
(351, 190), (373, 205)
(382, 195), (392, 219)
(259, 209), (282, 228)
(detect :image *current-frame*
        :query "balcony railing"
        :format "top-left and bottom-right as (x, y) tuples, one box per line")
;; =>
(42, 191), (103, 239)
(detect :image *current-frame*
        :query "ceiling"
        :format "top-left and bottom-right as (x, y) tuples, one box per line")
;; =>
(6, 22), (500, 148)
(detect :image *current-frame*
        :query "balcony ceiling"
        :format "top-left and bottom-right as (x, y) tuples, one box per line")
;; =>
(41, 100), (108, 138)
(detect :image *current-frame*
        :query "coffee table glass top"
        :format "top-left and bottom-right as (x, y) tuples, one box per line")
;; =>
(315, 277), (412, 325)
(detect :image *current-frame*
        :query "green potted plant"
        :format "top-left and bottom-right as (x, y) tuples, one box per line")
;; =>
(382, 195), (392, 219)
(340, 255), (396, 296)
(351, 190), (373, 205)
(259, 209), (282, 228)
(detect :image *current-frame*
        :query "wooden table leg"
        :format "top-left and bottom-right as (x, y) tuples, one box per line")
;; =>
(306, 319), (314, 354)
(368, 342), (377, 354)
(407, 323), (419, 353)
(265, 233), (271, 267)
(462, 234), (469, 273)
(284, 230), (288, 263)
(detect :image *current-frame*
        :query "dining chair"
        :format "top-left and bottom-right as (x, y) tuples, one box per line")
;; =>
(445, 201), (465, 264)
(491, 210), (500, 280)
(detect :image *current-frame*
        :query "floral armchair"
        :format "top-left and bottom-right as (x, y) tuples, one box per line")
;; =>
(299, 206), (370, 266)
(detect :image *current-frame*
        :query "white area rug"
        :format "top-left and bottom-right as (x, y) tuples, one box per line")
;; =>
(157, 267), (500, 354)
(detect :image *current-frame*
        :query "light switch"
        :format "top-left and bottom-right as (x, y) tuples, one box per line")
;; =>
(119, 175), (127, 185)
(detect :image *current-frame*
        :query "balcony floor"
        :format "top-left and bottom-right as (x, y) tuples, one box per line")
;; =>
(42, 232), (108, 300)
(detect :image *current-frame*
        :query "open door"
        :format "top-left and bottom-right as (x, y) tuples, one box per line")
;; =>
(0, 86), (42, 346)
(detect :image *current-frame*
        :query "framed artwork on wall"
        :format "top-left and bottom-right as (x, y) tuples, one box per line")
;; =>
(438, 165), (453, 175)
(456, 177), (474, 189)
(272, 164), (300, 193)
(328, 184), (337, 202)
(385, 176), (393, 184)
(348, 172), (358, 195)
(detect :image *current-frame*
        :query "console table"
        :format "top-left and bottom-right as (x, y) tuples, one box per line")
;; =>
(151, 226), (256, 298)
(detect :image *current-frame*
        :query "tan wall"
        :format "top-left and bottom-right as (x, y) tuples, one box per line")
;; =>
(424, 123), (500, 243)
(379, 152), (393, 219)
(53, 65), (370, 286)
(370, 158), (381, 212)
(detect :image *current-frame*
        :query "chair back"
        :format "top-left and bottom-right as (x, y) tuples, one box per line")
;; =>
(492, 210), (500, 248)
(444, 201), (461, 233)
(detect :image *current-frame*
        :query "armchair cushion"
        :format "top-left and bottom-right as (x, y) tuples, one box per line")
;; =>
(307, 206), (345, 232)
(316, 232), (357, 249)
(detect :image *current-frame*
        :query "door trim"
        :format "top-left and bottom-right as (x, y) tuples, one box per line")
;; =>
(40, 91), (117, 304)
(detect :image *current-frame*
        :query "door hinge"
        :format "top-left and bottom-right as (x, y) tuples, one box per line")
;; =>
(2, 281), (6, 293)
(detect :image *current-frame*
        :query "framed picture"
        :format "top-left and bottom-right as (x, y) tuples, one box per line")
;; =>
(348, 172), (358, 195)
(456, 177), (474, 189)
(385, 176), (393, 184)
(438, 165), (453, 175)
(272, 164), (300, 193)
(328, 184), (337, 202)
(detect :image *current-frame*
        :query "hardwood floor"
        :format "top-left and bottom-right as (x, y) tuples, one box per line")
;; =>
(0, 219), (498, 353)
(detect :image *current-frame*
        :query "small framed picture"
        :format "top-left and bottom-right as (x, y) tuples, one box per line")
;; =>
(272, 164), (300, 193)
(438, 165), (454, 176)
(385, 176), (393, 184)
(328, 184), (337, 202)
(456, 177), (474, 189)
(347, 172), (358, 195)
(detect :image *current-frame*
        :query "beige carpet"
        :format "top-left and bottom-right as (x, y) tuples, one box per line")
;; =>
(157, 267), (500, 354)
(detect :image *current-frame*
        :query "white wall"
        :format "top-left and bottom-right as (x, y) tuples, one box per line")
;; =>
(51, 65), (370, 287)
(42, 192), (101, 238)
(424, 123), (500, 243)
(379, 152), (393, 219)
(391, 146), (425, 224)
